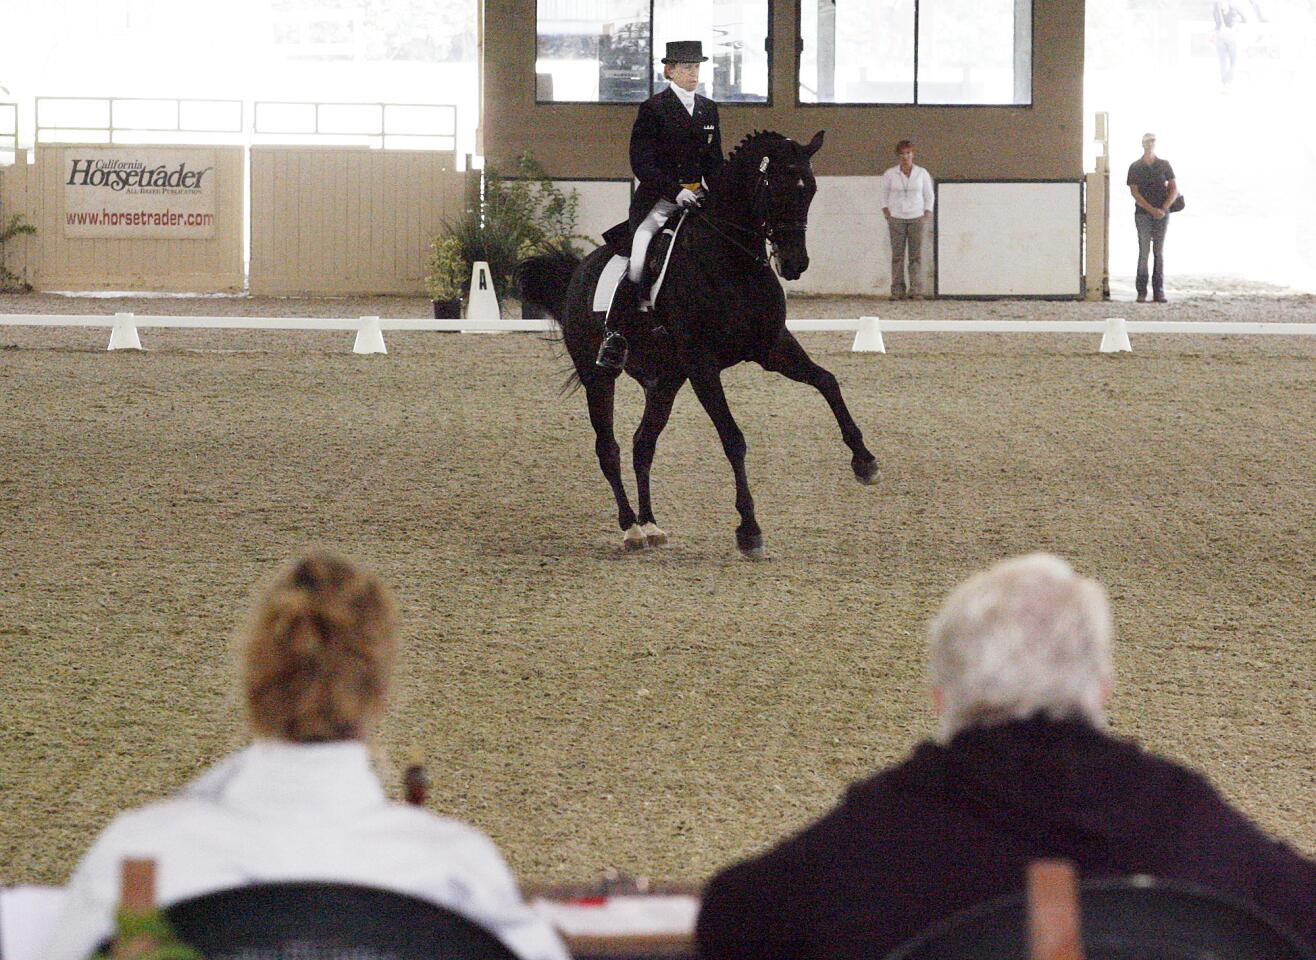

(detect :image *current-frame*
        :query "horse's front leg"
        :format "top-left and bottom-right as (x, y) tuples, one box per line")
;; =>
(686, 361), (764, 558)
(763, 332), (878, 485)
(583, 373), (643, 550)
(632, 375), (685, 547)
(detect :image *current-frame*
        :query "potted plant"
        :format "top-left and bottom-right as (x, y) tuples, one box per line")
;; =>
(425, 234), (465, 318)
(424, 153), (587, 319)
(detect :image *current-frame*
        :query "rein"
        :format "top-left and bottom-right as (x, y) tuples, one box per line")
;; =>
(689, 157), (807, 268)
(689, 208), (769, 265)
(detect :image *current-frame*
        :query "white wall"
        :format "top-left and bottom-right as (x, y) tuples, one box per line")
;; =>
(936, 181), (1082, 297)
(554, 179), (632, 245)
(783, 176), (905, 296)
(558, 174), (1083, 297)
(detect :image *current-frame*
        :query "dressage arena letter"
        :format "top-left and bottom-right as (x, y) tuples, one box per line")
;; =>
(63, 148), (217, 239)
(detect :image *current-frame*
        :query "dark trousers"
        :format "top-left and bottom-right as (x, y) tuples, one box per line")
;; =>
(1135, 211), (1169, 297)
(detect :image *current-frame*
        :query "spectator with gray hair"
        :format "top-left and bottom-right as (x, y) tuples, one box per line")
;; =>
(696, 553), (1316, 960)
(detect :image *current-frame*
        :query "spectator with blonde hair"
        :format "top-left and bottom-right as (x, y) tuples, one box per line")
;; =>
(696, 552), (1316, 960)
(46, 550), (568, 960)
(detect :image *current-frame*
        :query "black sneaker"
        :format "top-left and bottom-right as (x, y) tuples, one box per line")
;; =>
(596, 330), (629, 371)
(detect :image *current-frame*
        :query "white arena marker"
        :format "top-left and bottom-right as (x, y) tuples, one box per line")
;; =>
(107, 312), (142, 351)
(1099, 317), (1132, 353)
(353, 316), (387, 354)
(852, 315), (886, 353)
(464, 261), (501, 332)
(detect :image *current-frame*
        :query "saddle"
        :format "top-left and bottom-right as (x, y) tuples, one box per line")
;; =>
(592, 212), (688, 316)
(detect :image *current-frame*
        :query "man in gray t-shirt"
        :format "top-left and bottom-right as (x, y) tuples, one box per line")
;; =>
(1126, 133), (1179, 303)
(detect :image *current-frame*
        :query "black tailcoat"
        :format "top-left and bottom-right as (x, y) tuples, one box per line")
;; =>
(626, 86), (723, 232)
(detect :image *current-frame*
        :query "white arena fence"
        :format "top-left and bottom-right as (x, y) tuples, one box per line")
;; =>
(2, 313), (1315, 354)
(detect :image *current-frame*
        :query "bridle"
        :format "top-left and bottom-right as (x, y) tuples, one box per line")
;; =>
(690, 154), (810, 270)
(753, 156), (810, 243)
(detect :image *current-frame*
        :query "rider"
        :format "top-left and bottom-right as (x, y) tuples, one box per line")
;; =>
(596, 39), (725, 371)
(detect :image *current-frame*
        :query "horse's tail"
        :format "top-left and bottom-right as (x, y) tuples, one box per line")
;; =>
(518, 249), (581, 327)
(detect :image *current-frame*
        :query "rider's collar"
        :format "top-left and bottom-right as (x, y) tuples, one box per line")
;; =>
(668, 81), (697, 115)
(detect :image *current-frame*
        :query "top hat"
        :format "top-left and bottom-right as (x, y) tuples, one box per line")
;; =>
(661, 40), (708, 64)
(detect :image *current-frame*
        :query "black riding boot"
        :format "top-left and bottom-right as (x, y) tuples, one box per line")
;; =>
(596, 277), (639, 371)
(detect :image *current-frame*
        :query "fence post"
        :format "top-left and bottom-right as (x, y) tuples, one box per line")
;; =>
(852, 315), (886, 353)
(107, 312), (142, 351)
(1098, 317), (1131, 353)
(353, 316), (387, 354)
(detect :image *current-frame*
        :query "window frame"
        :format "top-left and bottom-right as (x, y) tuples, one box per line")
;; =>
(793, 0), (1034, 108)
(534, 0), (775, 106)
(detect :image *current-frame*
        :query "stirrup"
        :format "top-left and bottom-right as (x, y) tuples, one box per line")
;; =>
(596, 330), (629, 371)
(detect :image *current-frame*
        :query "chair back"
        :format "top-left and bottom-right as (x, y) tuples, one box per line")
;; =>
(162, 882), (521, 960)
(883, 875), (1313, 960)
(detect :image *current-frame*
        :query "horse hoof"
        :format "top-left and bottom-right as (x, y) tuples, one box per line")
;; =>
(853, 456), (879, 486)
(640, 522), (668, 547)
(623, 525), (648, 551)
(736, 531), (765, 559)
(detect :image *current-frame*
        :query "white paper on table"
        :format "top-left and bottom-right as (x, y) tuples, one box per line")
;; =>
(1, 886), (66, 960)
(530, 895), (699, 937)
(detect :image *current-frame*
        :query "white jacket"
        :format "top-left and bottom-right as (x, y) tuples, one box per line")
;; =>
(878, 163), (935, 220)
(44, 741), (569, 960)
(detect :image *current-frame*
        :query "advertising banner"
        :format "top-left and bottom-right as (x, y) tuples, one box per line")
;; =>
(63, 148), (217, 239)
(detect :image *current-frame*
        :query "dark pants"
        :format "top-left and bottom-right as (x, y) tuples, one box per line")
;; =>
(1135, 211), (1169, 298)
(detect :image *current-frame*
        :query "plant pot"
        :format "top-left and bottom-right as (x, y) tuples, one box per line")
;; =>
(432, 298), (461, 319)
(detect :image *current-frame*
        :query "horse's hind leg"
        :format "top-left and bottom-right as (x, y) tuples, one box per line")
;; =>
(763, 332), (879, 485)
(583, 374), (643, 549)
(632, 375), (685, 546)
(686, 361), (764, 559)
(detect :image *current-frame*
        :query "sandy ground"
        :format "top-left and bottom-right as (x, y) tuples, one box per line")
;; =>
(1, 289), (1313, 890)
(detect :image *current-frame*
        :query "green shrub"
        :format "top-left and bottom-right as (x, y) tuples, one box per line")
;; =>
(425, 153), (587, 306)
(0, 213), (36, 293)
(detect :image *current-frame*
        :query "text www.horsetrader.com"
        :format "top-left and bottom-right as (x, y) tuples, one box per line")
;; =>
(65, 210), (215, 227)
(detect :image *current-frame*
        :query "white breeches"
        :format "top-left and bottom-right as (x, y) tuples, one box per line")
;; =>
(629, 199), (679, 283)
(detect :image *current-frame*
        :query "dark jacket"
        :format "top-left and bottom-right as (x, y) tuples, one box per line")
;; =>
(696, 717), (1316, 960)
(627, 85), (723, 231)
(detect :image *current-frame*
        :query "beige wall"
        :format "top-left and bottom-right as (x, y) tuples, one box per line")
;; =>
(483, 0), (1085, 181)
(249, 146), (467, 296)
(1, 145), (244, 292)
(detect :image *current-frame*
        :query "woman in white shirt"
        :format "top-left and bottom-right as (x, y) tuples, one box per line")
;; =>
(878, 138), (936, 300)
(45, 550), (569, 960)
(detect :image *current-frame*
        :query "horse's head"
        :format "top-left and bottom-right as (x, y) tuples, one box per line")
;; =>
(724, 130), (825, 281)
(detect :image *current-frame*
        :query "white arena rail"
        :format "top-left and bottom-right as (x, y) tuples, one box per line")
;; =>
(1, 313), (1315, 354)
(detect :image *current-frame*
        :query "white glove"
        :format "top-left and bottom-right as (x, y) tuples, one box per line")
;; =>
(676, 188), (700, 208)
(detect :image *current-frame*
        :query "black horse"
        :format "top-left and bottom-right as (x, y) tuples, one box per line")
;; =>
(519, 130), (877, 557)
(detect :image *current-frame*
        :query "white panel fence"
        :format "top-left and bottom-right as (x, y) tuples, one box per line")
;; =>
(3, 313), (1315, 355)
(3, 265), (1314, 353)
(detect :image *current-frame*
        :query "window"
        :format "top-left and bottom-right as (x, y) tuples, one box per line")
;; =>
(799, 0), (1031, 105)
(536, 0), (770, 103)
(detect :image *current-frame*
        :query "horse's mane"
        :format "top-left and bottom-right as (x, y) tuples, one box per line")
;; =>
(726, 130), (792, 166)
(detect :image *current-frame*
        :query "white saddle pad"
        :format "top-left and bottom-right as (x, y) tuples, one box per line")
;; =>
(590, 210), (689, 315)
(592, 254), (629, 313)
